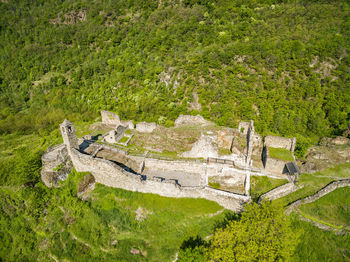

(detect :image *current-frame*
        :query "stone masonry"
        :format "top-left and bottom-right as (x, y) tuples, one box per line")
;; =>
(49, 120), (251, 211)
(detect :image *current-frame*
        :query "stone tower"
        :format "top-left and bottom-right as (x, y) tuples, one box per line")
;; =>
(60, 119), (79, 150)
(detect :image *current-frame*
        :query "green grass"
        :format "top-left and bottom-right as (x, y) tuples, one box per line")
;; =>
(119, 136), (129, 143)
(218, 147), (232, 156)
(0, 132), (230, 261)
(208, 182), (221, 189)
(291, 215), (350, 262)
(250, 176), (288, 201)
(276, 163), (350, 206)
(269, 147), (294, 161)
(299, 187), (350, 228)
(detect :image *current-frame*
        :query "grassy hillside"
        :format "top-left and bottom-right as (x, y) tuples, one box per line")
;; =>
(1, 0), (350, 261)
(0, 0), (349, 147)
(0, 130), (231, 261)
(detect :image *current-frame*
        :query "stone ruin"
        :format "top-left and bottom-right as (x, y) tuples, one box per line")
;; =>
(101, 110), (134, 129)
(103, 125), (127, 144)
(174, 114), (211, 126)
(262, 135), (299, 180)
(136, 122), (157, 133)
(40, 113), (307, 210)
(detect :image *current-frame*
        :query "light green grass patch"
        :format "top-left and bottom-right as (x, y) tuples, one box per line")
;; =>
(291, 215), (350, 262)
(250, 176), (288, 201)
(119, 136), (129, 143)
(269, 147), (294, 161)
(299, 187), (350, 228)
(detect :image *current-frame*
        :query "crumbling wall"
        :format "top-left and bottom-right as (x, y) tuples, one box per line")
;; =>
(41, 144), (72, 187)
(286, 179), (350, 215)
(174, 114), (212, 126)
(217, 128), (235, 150)
(264, 157), (286, 175)
(246, 120), (254, 165)
(258, 182), (301, 202)
(136, 122), (157, 133)
(181, 134), (218, 158)
(238, 122), (250, 135)
(68, 148), (244, 211)
(101, 110), (134, 129)
(101, 110), (121, 126)
(264, 135), (296, 152)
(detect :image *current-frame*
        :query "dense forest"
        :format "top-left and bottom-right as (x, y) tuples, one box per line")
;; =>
(1, 0), (349, 146)
(1, 0), (350, 261)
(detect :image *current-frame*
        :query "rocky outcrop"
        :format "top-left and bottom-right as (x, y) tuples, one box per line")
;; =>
(41, 144), (72, 187)
(300, 144), (350, 173)
(77, 174), (96, 200)
(174, 114), (212, 126)
(320, 136), (350, 146)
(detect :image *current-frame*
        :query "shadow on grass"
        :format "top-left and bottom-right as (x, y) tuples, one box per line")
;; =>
(213, 210), (241, 230)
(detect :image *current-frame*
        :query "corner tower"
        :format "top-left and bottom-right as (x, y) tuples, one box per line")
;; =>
(60, 119), (79, 150)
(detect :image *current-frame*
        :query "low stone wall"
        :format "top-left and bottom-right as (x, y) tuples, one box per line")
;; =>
(68, 148), (244, 211)
(264, 135), (296, 152)
(286, 179), (350, 215)
(258, 183), (301, 202)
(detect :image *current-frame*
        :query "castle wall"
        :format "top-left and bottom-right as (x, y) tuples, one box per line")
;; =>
(264, 135), (296, 152)
(136, 122), (157, 133)
(101, 110), (134, 129)
(264, 157), (286, 176)
(68, 148), (245, 211)
(258, 182), (300, 202)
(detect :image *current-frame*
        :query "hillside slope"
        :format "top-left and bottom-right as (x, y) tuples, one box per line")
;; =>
(0, 0), (349, 143)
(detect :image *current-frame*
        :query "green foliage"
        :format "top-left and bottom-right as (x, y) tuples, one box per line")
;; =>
(218, 147), (232, 156)
(0, 131), (227, 261)
(294, 136), (312, 158)
(0, 0), (349, 142)
(208, 202), (299, 262)
(250, 176), (288, 201)
(208, 182), (221, 189)
(269, 147), (294, 161)
(118, 136), (129, 143)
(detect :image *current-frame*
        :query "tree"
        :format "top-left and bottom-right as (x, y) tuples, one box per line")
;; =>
(208, 202), (298, 262)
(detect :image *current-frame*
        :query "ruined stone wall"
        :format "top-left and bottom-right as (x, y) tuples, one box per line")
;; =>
(217, 128), (235, 150)
(101, 110), (134, 129)
(238, 122), (250, 135)
(136, 122), (157, 133)
(68, 148), (244, 211)
(264, 157), (286, 175)
(264, 135), (296, 152)
(286, 179), (350, 215)
(101, 110), (121, 127)
(174, 114), (212, 126)
(258, 182), (301, 202)
(246, 120), (254, 165)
